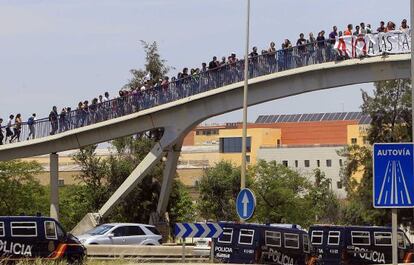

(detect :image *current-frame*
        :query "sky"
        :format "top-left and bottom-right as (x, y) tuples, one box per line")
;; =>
(0, 0), (410, 124)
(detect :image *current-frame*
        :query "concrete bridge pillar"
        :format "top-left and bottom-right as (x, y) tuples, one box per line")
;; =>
(50, 152), (59, 220)
(155, 141), (182, 221)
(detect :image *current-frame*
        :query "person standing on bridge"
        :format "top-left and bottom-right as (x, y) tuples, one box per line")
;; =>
(400, 19), (410, 32)
(5, 115), (14, 143)
(27, 113), (36, 140)
(49, 106), (58, 135)
(10, 114), (22, 143)
(0, 118), (3, 145)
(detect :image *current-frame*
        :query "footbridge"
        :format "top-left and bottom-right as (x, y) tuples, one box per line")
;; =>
(0, 44), (410, 233)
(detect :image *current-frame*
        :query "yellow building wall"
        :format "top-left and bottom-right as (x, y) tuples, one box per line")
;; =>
(193, 134), (220, 145)
(219, 128), (281, 166)
(346, 124), (370, 183)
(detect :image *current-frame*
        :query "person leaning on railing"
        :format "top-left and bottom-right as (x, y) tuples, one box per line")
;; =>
(0, 118), (3, 145)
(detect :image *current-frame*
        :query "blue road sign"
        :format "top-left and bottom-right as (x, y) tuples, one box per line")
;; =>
(373, 143), (414, 208)
(236, 188), (256, 220)
(174, 223), (223, 239)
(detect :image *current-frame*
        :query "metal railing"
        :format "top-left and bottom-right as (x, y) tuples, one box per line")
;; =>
(0, 38), (407, 145)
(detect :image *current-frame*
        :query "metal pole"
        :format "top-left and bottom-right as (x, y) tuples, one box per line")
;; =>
(182, 239), (185, 262)
(392, 209), (398, 265)
(241, 0), (250, 192)
(411, 0), (414, 141)
(50, 153), (59, 220)
(210, 239), (215, 262)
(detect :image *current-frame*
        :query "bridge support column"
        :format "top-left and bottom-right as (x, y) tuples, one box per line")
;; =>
(152, 142), (182, 224)
(50, 153), (59, 220)
(98, 142), (165, 219)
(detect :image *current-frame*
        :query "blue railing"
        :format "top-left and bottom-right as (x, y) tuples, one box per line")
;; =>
(0, 37), (407, 145)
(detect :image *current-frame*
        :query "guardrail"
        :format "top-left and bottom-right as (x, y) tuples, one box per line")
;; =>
(86, 245), (210, 262)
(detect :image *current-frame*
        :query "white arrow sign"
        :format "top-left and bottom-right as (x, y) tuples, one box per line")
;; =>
(242, 192), (249, 217)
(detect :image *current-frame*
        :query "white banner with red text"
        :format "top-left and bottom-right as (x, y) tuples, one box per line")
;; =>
(334, 30), (411, 58)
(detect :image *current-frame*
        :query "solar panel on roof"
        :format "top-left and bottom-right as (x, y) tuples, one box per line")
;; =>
(255, 116), (265, 123)
(262, 115), (270, 123)
(314, 113), (323, 121)
(355, 113), (363, 120)
(286, 115), (295, 122)
(280, 115), (289, 122)
(338, 113), (347, 120)
(323, 113), (332, 120)
(270, 115), (279, 123)
(292, 114), (301, 122)
(299, 114), (308, 121)
(333, 113), (342, 120)
(309, 113), (319, 121)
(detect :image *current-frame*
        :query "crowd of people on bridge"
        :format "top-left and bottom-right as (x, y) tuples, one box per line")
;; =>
(0, 19), (409, 145)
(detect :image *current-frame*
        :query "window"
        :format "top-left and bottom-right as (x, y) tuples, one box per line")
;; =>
(112, 227), (128, 237)
(351, 231), (370, 245)
(0, 222), (4, 237)
(125, 226), (145, 236)
(304, 160), (310, 168)
(374, 232), (392, 246)
(295, 160), (298, 168)
(351, 138), (357, 144)
(326, 160), (332, 167)
(196, 130), (201, 135)
(363, 136), (369, 145)
(317, 160), (320, 167)
(339, 159), (343, 167)
(303, 234), (310, 253)
(277, 139), (281, 147)
(239, 229), (254, 245)
(265, 231), (281, 247)
(146, 226), (161, 235)
(11, 222), (37, 237)
(218, 228), (233, 243)
(58, 179), (65, 187)
(246, 155), (251, 163)
(284, 233), (299, 249)
(44, 221), (57, 240)
(328, 231), (340, 245)
(282, 160), (288, 167)
(311, 230), (323, 245)
(219, 137), (251, 153)
(337, 181), (343, 189)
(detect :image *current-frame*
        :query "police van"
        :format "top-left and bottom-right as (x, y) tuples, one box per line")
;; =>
(0, 216), (85, 263)
(213, 222), (311, 264)
(309, 225), (414, 265)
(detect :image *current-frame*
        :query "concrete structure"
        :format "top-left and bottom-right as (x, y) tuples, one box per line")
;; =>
(0, 54), (409, 231)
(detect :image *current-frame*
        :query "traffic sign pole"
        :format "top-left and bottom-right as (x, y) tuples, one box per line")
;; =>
(392, 209), (398, 265)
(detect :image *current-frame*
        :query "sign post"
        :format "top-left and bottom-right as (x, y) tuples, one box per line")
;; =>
(236, 188), (256, 221)
(373, 143), (414, 265)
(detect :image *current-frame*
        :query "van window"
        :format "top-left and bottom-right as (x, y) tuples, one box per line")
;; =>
(44, 221), (57, 240)
(303, 234), (310, 253)
(265, 231), (281, 247)
(374, 232), (392, 246)
(284, 233), (299, 249)
(328, 231), (340, 245)
(238, 229), (254, 245)
(311, 230), (323, 245)
(351, 231), (370, 246)
(0, 222), (4, 237)
(218, 228), (233, 243)
(11, 222), (37, 237)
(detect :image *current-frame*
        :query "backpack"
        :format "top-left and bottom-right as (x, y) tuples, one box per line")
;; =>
(27, 117), (34, 126)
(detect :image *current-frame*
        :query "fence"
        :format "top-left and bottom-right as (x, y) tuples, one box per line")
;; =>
(0, 37), (407, 145)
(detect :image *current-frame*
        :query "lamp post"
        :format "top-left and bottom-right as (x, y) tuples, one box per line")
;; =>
(241, 0), (250, 195)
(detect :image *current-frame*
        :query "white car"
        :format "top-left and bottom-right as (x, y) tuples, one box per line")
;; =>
(193, 238), (212, 256)
(77, 223), (162, 245)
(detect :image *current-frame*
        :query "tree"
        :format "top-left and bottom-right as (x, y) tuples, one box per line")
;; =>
(340, 79), (412, 225)
(168, 180), (196, 223)
(197, 161), (249, 221)
(124, 41), (171, 90)
(308, 169), (341, 223)
(252, 160), (315, 227)
(0, 160), (48, 216)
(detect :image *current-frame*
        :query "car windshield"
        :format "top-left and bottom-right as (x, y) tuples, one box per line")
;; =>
(86, 224), (114, 235)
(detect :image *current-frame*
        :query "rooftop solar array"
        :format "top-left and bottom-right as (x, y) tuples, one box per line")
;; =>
(255, 112), (371, 124)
